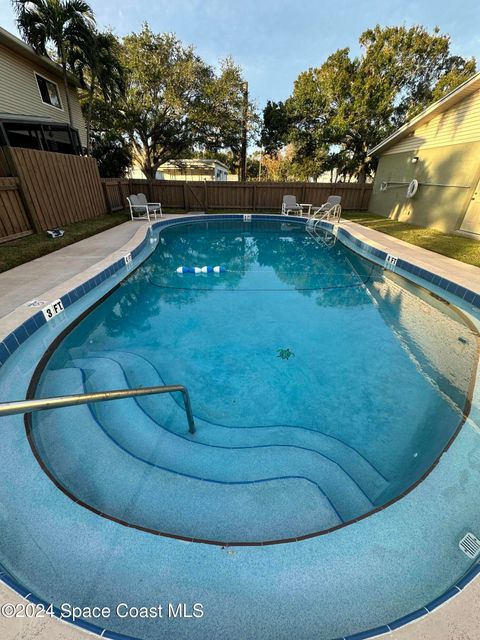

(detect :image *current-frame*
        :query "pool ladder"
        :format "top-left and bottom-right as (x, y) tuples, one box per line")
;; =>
(306, 219), (338, 248)
(0, 384), (196, 433)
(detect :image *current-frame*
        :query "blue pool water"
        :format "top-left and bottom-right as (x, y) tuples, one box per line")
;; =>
(30, 219), (477, 543)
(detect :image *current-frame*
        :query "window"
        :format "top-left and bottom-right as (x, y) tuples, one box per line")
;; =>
(1, 120), (82, 155)
(35, 74), (62, 109)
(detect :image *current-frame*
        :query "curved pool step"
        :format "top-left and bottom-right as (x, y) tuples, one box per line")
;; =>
(75, 348), (389, 503)
(48, 357), (374, 522)
(33, 368), (343, 540)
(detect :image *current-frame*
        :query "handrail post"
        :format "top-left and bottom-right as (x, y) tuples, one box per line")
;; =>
(0, 384), (196, 435)
(180, 388), (196, 434)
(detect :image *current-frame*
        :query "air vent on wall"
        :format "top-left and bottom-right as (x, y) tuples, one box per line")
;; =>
(459, 532), (480, 559)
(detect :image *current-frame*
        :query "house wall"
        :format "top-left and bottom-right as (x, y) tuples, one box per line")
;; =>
(369, 88), (480, 232)
(129, 162), (229, 181)
(0, 43), (86, 146)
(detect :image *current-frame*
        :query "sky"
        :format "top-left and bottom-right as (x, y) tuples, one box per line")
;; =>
(1, 0), (479, 111)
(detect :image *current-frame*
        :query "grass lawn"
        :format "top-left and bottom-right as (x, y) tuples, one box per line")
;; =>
(0, 208), (192, 273)
(344, 212), (480, 268)
(0, 212), (131, 273)
(2, 209), (479, 274)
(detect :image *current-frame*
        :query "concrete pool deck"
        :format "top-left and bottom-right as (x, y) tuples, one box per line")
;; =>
(0, 213), (479, 640)
(0, 213), (194, 340)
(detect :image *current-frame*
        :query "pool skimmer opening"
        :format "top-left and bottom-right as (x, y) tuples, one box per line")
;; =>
(459, 532), (480, 559)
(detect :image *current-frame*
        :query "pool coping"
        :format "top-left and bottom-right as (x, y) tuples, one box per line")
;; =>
(0, 212), (479, 640)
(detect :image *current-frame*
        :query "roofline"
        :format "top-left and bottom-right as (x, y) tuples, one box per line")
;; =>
(0, 112), (80, 130)
(0, 26), (81, 87)
(368, 71), (480, 156)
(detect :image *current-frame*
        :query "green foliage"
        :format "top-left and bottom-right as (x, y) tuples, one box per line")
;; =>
(261, 101), (290, 154)
(110, 26), (257, 179)
(282, 25), (476, 182)
(116, 25), (210, 178)
(72, 30), (125, 154)
(90, 132), (131, 178)
(194, 57), (256, 158)
(108, 26), (245, 178)
(13, 0), (94, 58)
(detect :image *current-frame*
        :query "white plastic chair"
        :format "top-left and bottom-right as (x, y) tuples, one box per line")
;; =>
(281, 195), (311, 216)
(126, 193), (163, 221)
(311, 196), (342, 221)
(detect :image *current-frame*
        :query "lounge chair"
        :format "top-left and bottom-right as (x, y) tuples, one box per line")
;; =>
(281, 195), (311, 216)
(311, 196), (342, 221)
(126, 193), (163, 221)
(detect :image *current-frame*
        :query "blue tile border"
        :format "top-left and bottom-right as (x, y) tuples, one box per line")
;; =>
(344, 624), (391, 639)
(2, 559), (478, 640)
(0, 213), (479, 640)
(388, 607), (429, 630)
(425, 587), (461, 612)
(320, 220), (480, 310)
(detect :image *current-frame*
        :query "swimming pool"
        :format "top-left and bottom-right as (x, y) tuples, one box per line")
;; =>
(28, 219), (477, 544)
(1, 215), (479, 640)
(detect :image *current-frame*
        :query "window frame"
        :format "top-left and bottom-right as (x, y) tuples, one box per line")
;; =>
(34, 72), (63, 111)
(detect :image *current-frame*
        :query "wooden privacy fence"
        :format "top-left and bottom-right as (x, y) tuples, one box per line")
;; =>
(0, 177), (32, 242)
(102, 179), (372, 213)
(7, 147), (105, 232)
(0, 146), (107, 242)
(0, 145), (372, 243)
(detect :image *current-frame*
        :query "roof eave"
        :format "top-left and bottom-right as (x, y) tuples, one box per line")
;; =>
(0, 27), (81, 88)
(368, 71), (480, 157)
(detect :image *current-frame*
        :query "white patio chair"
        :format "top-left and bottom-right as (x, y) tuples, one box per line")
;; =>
(126, 193), (163, 221)
(281, 195), (311, 216)
(311, 196), (342, 221)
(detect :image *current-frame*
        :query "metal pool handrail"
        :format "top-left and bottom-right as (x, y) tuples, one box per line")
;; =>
(0, 385), (196, 434)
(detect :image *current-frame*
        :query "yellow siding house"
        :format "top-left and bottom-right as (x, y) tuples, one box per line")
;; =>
(129, 159), (230, 181)
(369, 72), (480, 235)
(0, 27), (86, 155)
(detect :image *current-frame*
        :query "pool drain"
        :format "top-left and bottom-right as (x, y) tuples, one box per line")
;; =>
(459, 532), (480, 559)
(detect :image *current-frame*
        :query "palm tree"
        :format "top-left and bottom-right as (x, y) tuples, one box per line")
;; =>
(13, 0), (95, 128)
(69, 31), (124, 155)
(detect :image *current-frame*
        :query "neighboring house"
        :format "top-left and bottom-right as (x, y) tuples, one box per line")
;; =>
(129, 159), (230, 181)
(0, 26), (86, 156)
(368, 72), (480, 235)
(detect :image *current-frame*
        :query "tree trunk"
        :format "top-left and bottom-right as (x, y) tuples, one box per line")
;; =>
(60, 49), (74, 128)
(142, 163), (157, 180)
(86, 74), (96, 156)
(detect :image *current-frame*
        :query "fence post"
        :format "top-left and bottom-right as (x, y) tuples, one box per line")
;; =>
(204, 180), (208, 212)
(101, 181), (112, 213)
(120, 180), (128, 207)
(146, 179), (153, 202)
(252, 182), (257, 212)
(183, 183), (188, 211)
(360, 184), (367, 211)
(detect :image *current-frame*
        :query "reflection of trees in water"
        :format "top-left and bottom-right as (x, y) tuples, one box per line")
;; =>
(101, 264), (163, 337)
(103, 222), (386, 338)
(254, 227), (377, 307)
(149, 225), (258, 301)
(104, 225), (260, 331)
(365, 272), (477, 409)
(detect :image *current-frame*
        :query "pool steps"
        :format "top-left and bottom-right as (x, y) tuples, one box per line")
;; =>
(93, 349), (389, 495)
(1, 215), (479, 640)
(34, 353), (393, 537)
(37, 368), (342, 539)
